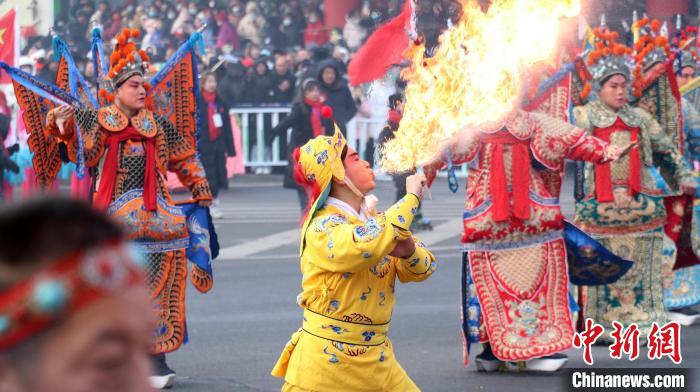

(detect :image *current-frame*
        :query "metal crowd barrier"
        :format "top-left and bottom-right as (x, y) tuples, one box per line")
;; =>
(229, 106), (469, 177)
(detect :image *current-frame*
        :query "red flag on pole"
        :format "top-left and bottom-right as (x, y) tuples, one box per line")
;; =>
(347, 0), (414, 86)
(0, 9), (18, 84)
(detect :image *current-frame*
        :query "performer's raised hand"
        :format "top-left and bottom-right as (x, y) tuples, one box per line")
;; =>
(54, 105), (75, 135)
(406, 173), (427, 200)
(606, 142), (637, 161)
(389, 238), (416, 258)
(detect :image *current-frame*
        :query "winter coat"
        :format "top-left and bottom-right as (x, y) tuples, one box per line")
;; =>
(198, 94), (235, 196)
(216, 21), (240, 51)
(317, 60), (357, 131)
(270, 71), (297, 104)
(243, 66), (276, 105)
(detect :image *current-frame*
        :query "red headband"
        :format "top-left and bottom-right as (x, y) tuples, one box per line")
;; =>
(0, 241), (145, 351)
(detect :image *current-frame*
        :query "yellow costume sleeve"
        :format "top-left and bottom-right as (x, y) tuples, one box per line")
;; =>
(304, 194), (420, 273)
(395, 239), (436, 283)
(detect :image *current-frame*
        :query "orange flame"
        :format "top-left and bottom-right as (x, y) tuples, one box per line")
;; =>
(381, 0), (580, 172)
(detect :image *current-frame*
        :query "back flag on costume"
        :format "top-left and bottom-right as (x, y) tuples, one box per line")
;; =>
(563, 221), (634, 286)
(179, 202), (219, 292)
(90, 25), (110, 97)
(147, 31), (205, 150)
(147, 31), (205, 190)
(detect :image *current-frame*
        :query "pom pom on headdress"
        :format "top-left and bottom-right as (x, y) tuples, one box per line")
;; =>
(674, 26), (700, 74)
(632, 18), (673, 96)
(106, 28), (150, 93)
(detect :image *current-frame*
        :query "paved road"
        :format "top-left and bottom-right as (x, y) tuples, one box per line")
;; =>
(167, 172), (700, 392)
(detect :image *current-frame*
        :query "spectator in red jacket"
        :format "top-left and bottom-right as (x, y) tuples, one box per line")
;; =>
(303, 10), (328, 48)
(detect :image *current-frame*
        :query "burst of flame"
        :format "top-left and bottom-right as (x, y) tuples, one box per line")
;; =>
(380, 0), (580, 172)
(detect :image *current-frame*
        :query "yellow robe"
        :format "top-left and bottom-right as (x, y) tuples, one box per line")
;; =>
(272, 194), (436, 391)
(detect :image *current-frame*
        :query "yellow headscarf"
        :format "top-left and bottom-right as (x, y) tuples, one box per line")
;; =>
(296, 125), (347, 255)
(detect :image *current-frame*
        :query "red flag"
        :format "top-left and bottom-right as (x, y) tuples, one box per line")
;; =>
(348, 0), (414, 86)
(0, 9), (17, 84)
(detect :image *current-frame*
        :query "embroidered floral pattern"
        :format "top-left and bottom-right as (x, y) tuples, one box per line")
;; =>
(354, 218), (384, 243)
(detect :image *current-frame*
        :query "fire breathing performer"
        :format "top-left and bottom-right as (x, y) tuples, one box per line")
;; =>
(271, 125), (437, 391)
(1, 26), (217, 389)
(572, 26), (695, 340)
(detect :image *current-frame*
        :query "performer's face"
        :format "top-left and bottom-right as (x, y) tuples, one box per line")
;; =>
(677, 66), (695, 88)
(599, 74), (628, 111)
(342, 147), (375, 193)
(115, 75), (147, 112)
(0, 287), (153, 392)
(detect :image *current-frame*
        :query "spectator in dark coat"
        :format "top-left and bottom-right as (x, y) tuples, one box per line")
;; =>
(241, 60), (276, 167)
(265, 15), (290, 50)
(266, 78), (333, 210)
(280, 12), (304, 48)
(199, 72), (236, 219)
(270, 56), (297, 104)
(217, 61), (248, 107)
(317, 59), (357, 133)
(244, 60), (275, 104)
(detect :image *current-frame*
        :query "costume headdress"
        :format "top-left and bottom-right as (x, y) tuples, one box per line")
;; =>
(626, 19), (674, 101)
(673, 21), (699, 74)
(98, 28), (151, 103)
(0, 241), (145, 350)
(294, 124), (347, 247)
(582, 27), (633, 100)
(632, 18), (672, 72)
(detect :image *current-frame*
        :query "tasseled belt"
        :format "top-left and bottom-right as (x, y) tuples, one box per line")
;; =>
(481, 132), (531, 222)
(593, 119), (641, 203)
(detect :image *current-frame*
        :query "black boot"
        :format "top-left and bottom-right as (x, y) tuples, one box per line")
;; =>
(475, 343), (502, 372)
(667, 306), (700, 326)
(150, 353), (176, 389)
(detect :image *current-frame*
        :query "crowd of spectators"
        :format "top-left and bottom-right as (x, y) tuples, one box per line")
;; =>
(19, 0), (460, 110)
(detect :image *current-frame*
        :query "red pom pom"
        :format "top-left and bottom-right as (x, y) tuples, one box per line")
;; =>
(131, 28), (140, 38)
(321, 106), (333, 119)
